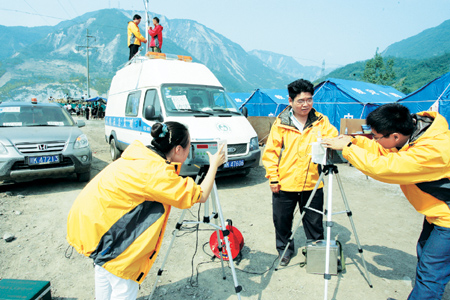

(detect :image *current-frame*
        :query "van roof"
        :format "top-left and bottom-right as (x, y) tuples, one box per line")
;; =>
(109, 58), (223, 95)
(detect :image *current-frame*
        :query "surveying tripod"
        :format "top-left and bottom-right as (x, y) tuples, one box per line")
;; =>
(274, 163), (373, 300)
(148, 165), (242, 300)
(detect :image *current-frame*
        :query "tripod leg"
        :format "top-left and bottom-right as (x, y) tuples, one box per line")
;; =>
(324, 171), (334, 300)
(148, 209), (189, 300)
(274, 171), (326, 271)
(335, 173), (373, 288)
(210, 195), (227, 280)
(212, 182), (242, 300)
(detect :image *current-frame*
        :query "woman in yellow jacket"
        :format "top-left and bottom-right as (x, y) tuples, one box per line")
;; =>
(262, 79), (338, 266)
(67, 122), (225, 300)
(323, 103), (450, 300)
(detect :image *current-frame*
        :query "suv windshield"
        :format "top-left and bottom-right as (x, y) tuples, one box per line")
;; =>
(161, 85), (241, 116)
(0, 105), (75, 127)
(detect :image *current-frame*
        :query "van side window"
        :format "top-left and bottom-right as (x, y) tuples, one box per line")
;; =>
(125, 91), (141, 117)
(143, 89), (161, 116)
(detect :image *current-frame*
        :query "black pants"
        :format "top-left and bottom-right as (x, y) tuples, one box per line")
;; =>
(129, 44), (139, 60)
(272, 189), (324, 256)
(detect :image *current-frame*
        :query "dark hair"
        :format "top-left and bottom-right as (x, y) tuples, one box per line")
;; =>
(366, 103), (415, 136)
(133, 14), (141, 20)
(288, 79), (314, 100)
(151, 122), (189, 154)
(153, 17), (160, 24)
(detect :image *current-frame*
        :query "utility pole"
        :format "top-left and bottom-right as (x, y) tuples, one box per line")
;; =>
(77, 29), (97, 99)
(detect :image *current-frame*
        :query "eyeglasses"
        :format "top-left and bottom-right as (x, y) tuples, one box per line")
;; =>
(294, 98), (313, 105)
(371, 133), (391, 141)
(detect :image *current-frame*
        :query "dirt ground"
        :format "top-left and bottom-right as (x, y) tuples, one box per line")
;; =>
(1, 117), (449, 300)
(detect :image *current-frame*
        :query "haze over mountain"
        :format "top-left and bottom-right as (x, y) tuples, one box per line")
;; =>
(1, 9), (449, 102)
(382, 19), (450, 60)
(0, 8), (325, 102)
(317, 18), (450, 94)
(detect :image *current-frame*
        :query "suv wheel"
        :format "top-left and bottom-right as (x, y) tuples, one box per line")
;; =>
(110, 138), (121, 161)
(77, 171), (90, 182)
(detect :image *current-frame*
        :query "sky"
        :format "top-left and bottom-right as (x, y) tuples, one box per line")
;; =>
(1, 0), (450, 67)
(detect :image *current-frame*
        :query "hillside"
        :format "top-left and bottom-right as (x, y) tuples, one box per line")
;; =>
(315, 53), (450, 94)
(382, 19), (450, 60)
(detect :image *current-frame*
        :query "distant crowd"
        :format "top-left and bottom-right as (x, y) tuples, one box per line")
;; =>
(63, 102), (106, 120)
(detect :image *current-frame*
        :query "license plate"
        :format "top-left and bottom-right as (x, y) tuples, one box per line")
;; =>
(223, 159), (244, 169)
(28, 155), (60, 165)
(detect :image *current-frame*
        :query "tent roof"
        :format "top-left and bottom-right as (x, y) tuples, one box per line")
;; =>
(315, 78), (405, 104)
(399, 71), (450, 102)
(86, 96), (107, 102)
(254, 89), (289, 105)
(227, 92), (252, 107)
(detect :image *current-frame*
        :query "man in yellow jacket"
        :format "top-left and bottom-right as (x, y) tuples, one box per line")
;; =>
(323, 103), (450, 300)
(127, 14), (147, 60)
(67, 122), (225, 299)
(262, 79), (338, 266)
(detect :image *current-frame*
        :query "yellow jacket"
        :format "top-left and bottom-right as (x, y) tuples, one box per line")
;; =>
(67, 140), (202, 283)
(343, 111), (450, 228)
(127, 21), (146, 46)
(262, 107), (338, 191)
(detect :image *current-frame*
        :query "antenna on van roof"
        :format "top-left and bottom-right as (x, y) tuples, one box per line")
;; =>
(143, 0), (150, 53)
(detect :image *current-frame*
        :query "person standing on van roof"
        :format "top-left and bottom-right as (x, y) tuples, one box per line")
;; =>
(262, 79), (338, 267)
(67, 121), (226, 300)
(127, 14), (147, 60)
(148, 17), (163, 53)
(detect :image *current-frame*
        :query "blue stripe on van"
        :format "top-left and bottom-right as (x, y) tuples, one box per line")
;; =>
(105, 116), (153, 133)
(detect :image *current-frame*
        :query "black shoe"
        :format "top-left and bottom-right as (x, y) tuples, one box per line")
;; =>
(280, 255), (291, 266)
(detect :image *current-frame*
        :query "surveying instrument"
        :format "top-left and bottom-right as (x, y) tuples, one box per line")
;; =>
(274, 141), (373, 299)
(148, 139), (243, 300)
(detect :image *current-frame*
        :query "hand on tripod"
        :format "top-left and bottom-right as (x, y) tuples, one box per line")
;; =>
(198, 144), (227, 203)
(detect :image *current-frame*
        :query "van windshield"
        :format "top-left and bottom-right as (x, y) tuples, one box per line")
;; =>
(161, 85), (241, 116)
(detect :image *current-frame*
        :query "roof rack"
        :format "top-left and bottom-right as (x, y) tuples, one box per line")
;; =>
(145, 52), (192, 62)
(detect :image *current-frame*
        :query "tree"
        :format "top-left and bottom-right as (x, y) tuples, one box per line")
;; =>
(362, 48), (396, 85)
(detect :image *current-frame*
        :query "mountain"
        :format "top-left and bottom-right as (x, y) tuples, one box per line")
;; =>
(248, 50), (329, 81)
(0, 9), (295, 102)
(0, 25), (54, 60)
(382, 19), (450, 60)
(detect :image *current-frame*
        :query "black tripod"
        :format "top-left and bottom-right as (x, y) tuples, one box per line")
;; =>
(274, 163), (373, 299)
(147, 166), (242, 300)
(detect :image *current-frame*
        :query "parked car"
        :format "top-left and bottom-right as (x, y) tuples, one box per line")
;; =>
(0, 100), (92, 183)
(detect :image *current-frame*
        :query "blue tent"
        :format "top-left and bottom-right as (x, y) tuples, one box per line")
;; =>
(313, 78), (405, 129)
(227, 92), (251, 109)
(398, 71), (450, 119)
(240, 89), (289, 116)
(86, 96), (107, 103)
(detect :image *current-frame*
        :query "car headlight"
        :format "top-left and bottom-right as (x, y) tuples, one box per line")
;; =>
(0, 142), (8, 155)
(249, 137), (259, 151)
(74, 134), (89, 149)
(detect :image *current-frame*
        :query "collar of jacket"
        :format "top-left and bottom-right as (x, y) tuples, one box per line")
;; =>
(122, 140), (182, 174)
(147, 145), (167, 160)
(410, 113), (434, 143)
(278, 106), (321, 130)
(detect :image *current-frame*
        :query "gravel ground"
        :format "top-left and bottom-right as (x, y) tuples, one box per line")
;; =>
(0, 117), (449, 300)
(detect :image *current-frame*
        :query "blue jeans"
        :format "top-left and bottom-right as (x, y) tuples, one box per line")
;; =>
(408, 218), (450, 300)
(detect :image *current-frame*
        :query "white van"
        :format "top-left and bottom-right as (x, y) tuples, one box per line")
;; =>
(105, 54), (260, 176)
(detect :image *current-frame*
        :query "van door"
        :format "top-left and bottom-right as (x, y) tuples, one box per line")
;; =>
(140, 89), (163, 145)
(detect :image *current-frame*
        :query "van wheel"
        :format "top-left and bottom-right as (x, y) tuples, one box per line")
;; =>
(110, 138), (121, 161)
(77, 171), (91, 182)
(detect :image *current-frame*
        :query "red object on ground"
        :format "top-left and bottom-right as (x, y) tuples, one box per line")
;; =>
(209, 223), (244, 260)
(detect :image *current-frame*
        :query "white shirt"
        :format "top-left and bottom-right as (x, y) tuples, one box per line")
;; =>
(289, 109), (304, 133)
